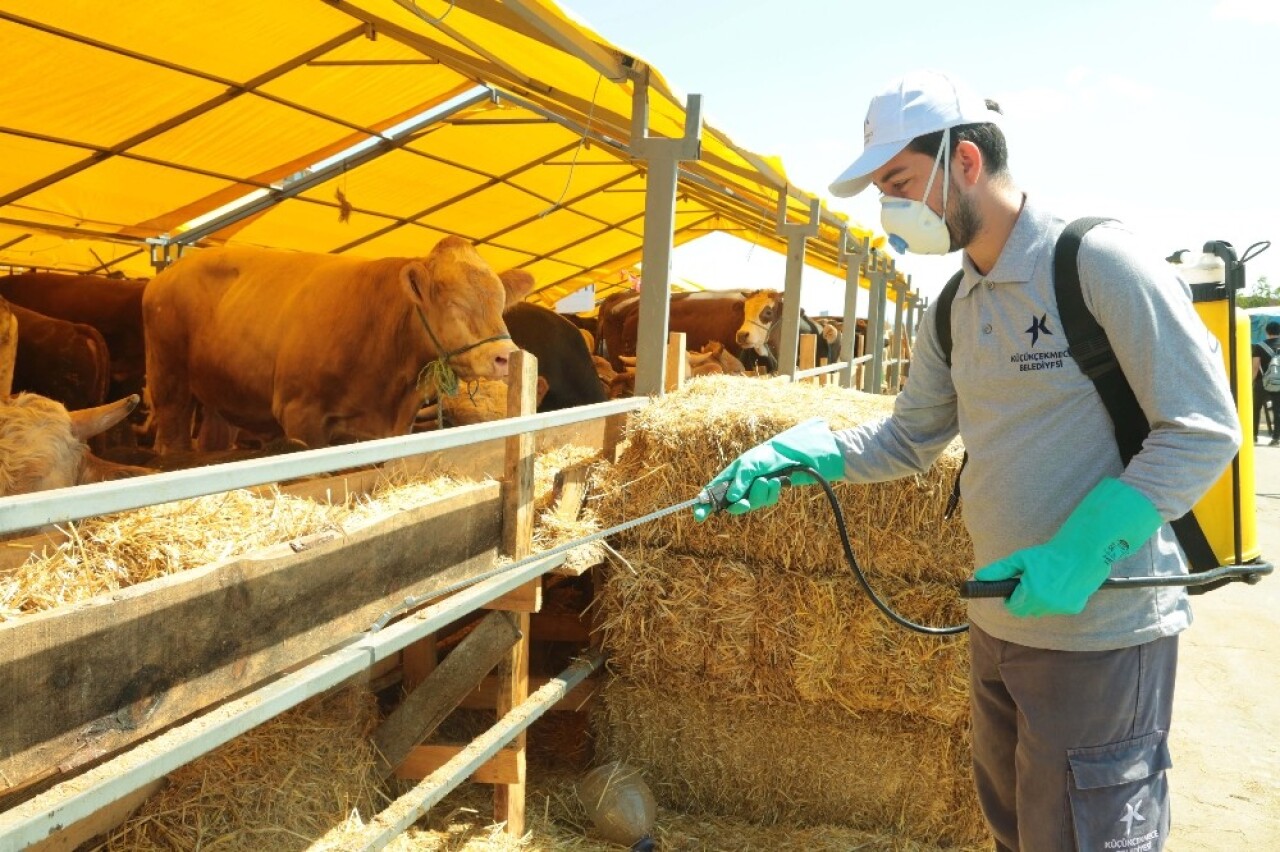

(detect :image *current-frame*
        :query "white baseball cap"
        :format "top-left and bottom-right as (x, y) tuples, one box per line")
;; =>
(828, 70), (1001, 198)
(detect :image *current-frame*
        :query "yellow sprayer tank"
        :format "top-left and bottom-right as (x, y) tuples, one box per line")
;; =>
(1173, 252), (1258, 565)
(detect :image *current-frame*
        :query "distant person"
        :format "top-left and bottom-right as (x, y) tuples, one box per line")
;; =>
(1253, 320), (1280, 445)
(696, 70), (1240, 850)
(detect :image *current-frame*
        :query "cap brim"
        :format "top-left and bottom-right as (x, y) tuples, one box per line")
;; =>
(827, 140), (908, 198)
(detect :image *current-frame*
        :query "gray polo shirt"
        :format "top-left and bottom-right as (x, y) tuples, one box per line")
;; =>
(833, 199), (1241, 651)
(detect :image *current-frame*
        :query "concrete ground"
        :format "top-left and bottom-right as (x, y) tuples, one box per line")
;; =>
(1169, 433), (1279, 848)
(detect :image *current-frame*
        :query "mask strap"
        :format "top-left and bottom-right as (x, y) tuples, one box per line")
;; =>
(921, 126), (951, 210)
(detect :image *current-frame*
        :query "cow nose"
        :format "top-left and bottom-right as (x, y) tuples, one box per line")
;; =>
(493, 352), (510, 377)
(735, 331), (749, 345)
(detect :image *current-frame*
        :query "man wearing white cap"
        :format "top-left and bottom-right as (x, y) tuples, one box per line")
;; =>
(696, 70), (1240, 850)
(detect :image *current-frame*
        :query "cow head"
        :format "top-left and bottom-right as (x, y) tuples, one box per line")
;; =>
(818, 319), (843, 361)
(414, 376), (549, 430)
(736, 290), (783, 354)
(0, 393), (151, 496)
(400, 237), (525, 388)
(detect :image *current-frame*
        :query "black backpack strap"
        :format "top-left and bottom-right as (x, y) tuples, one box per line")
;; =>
(936, 269), (966, 517)
(1055, 218), (1221, 581)
(936, 269), (964, 367)
(1055, 218), (1147, 464)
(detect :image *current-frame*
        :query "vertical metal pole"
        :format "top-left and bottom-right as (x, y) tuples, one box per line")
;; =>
(888, 276), (907, 391)
(903, 289), (917, 383)
(775, 196), (820, 380)
(839, 232), (864, 389)
(634, 152), (679, 397)
(863, 252), (889, 394)
(631, 66), (702, 398)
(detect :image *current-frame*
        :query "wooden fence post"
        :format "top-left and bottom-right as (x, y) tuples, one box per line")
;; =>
(496, 349), (538, 836)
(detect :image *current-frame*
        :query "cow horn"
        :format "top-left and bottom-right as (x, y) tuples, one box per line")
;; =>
(686, 350), (714, 366)
(68, 394), (141, 442)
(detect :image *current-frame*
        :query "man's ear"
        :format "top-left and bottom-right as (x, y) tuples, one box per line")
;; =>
(953, 139), (984, 188)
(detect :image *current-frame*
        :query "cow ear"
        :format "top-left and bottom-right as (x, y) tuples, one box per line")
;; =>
(400, 261), (434, 307)
(498, 269), (534, 307)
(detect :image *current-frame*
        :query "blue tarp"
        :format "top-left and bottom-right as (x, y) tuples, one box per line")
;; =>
(1246, 308), (1280, 344)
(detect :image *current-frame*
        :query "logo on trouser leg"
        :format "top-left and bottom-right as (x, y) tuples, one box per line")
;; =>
(1121, 798), (1146, 835)
(1103, 794), (1159, 850)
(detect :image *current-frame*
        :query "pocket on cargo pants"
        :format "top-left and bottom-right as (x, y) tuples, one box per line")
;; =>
(1066, 730), (1171, 852)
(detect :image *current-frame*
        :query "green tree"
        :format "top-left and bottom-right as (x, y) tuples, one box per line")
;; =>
(1240, 275), (1279, 309)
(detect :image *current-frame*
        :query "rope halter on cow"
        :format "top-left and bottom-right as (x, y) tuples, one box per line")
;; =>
(412, 303), (511, 430)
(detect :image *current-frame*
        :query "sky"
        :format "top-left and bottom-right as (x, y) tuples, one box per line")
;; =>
(561, 0), (1280, 317)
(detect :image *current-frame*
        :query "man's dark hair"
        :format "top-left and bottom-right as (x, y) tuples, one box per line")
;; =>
(1267, 320), (1280, 336)
(905, 99), (1008, 176)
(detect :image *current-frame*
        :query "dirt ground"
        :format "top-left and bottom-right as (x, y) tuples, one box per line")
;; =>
(1169, 437), (1280, 848)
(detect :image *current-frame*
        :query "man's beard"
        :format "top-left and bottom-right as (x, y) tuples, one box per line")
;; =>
(946, 187), (982, 252)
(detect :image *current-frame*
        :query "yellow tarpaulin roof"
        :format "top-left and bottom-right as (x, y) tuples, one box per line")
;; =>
(0, 0), (898, 303)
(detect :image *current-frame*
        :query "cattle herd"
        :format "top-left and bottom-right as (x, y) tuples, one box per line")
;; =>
(0, 236), (880, 499)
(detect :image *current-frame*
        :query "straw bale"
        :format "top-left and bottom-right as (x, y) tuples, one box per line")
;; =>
(593, 375), (971, 580)
(594, 548), (969, 725)
(530, 446), (607, 574)
(102, 687), (384, 852)
(594, 679), (988, 849)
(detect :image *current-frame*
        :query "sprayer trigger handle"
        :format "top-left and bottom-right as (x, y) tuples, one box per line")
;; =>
(695, 480), (732, 513)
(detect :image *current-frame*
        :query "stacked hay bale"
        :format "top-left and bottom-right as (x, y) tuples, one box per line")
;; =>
(105, 686), (382, 851)
(593, 375), (987, 848)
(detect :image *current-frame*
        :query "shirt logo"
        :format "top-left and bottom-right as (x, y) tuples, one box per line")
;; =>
(1121, 798), (1147, 836)
(1025, 313), (1053, 347)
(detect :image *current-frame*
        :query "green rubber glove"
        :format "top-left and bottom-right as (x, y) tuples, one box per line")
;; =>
(973, 477), (1164, 617)
(692, 418), (845, 521)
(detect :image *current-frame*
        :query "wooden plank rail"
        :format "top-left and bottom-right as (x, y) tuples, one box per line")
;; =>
(0, 481), (502, 801)
(317, 650), (605, 851)
(457, 672), (598, 712)
(374, 611), (522, 779)
(0, 550), (569, 850)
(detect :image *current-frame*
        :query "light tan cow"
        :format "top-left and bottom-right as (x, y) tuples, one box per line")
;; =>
(0, 394), (150, 495)
(414, 376), (549, 430)
(143, 236), (527, 453)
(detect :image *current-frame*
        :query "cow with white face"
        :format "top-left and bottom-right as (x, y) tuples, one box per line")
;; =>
(735, 290), (840, 372)
(0, 394), (150, 496)
(735, 290), (784, 357)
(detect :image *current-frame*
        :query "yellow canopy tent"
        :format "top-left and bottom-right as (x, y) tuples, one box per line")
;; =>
(0, 0), (896, 302)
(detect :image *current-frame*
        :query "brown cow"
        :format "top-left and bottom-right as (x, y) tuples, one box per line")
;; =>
(597, 290), (750, 372)
(143, 237), (526, 453)
(607, 342), (746, 398)
(0, 273), (148, 403)
(6, 300), (111, 412)
(0, 394), (150, 495)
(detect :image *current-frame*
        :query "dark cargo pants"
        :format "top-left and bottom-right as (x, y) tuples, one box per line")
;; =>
(969, 624), (1178, 852)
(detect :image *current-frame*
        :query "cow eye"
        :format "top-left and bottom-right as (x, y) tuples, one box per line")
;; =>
(761, 308), (773, 321)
